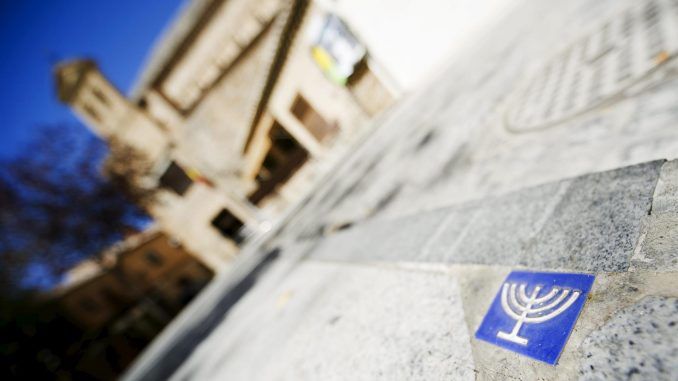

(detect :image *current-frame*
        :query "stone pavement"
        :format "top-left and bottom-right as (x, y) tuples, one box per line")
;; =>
(124, 0), (678, 379)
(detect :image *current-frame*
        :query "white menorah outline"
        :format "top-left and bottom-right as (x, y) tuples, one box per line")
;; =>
(497, 282), (581, 345)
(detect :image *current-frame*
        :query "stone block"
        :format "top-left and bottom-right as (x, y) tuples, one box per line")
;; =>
(309, 161), (663, 272)
(632, 160), (678, 272)
(521, 160), (662, 272)
(171, 262), (475, 381)
(579, 296), (678, 380)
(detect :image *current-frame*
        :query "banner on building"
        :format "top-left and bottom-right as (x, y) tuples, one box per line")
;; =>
(308, 14), (365, 85)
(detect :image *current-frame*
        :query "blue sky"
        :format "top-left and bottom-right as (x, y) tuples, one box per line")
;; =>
(0, 0), (186, 158)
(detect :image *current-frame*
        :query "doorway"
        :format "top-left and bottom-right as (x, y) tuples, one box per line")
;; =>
(247, 122), (308, 205)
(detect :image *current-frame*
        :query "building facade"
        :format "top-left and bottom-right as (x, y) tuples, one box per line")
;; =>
(49, 229), (212, 379)
(55, 0), (394, 271)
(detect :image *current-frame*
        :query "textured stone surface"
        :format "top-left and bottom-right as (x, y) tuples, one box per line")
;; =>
(309, 161), (662, 272)
(423, 180), (572, 265)
(579, 296), (678, 381)
(310, 208), (450, 263)
(170, 262), (474, 381)
(455, 269), (678, 381)
(157, 263), (677, 381)
(522, 161), (662, 272)
(632, 160), (678, 271)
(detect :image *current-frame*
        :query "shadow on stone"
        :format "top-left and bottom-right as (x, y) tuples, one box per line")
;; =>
(132, 248), (281, 381)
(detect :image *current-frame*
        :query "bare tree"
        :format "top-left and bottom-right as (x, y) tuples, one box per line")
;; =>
(0, 124), (149, 294)
(103, 136), (158, 209)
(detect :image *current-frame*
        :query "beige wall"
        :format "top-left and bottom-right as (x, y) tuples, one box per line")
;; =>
(158, 0), (282, 111)
(243, 3), (383, 212)
(63, 63), (249, 271)
(141, 90), (185, 134)
(71, 70), (129, 138)
(59, 0), (397, 273)
(138, 4), (289, 269)
(69, 69), (170, 167)
(150, 182), (257, 270)
(269, 4), (371, 145)
(347, 60), (395, 117)
(173, 21), (282, 181)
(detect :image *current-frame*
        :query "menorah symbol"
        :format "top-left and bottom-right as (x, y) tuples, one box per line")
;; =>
(497, 283), (581, 345)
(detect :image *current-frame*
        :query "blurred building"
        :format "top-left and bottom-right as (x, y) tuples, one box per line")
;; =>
(54, 0), (395, 271)
(47, 228), (212, 379)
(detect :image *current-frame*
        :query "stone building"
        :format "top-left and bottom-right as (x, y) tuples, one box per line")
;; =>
(54, 0), (395, 271)
(49, 228), (212, 379)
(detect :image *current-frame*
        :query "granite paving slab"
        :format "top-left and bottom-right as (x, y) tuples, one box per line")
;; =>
(632, 160), (678, 271)
(169, 261), (475, 381)
(310, 161), (664, 272)
(579, 296), (678, 380)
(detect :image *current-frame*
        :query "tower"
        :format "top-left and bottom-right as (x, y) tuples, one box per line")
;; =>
(54, 59), (169, 162)
(54, 59), (128, 138)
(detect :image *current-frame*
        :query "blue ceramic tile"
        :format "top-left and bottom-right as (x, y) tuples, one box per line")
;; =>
(475, 271), (595, 365)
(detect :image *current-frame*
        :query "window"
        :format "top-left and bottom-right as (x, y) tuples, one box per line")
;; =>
(290, 95), (336, 142)
(211, 209), (245, 244)
(144, 250), (164, 267)
(82, 104), (101, 122)
(247, 123), (309, 204)
(92, 87), (110, 107)
(159, 162), (193, 195)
